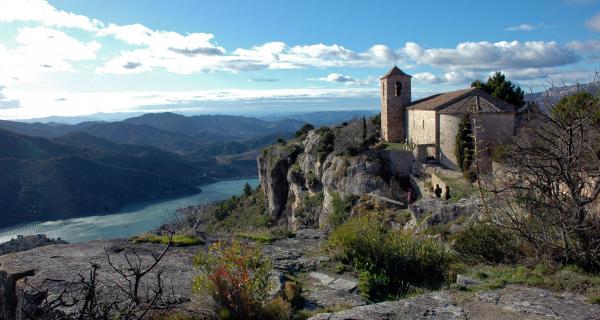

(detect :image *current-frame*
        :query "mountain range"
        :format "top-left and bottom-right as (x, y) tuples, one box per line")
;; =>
(0, 111), (379, 228)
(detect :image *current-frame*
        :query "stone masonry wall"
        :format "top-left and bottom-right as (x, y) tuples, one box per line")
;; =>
(407, 110), (436, 145)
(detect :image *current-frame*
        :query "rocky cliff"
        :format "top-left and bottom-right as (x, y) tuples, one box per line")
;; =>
(258, 127), (414, 230)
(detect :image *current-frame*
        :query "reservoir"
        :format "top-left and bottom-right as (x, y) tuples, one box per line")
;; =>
(0, 178), (259, 244)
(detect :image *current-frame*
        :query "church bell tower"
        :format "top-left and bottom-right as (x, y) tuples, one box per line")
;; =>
(380, 66), (411, 142)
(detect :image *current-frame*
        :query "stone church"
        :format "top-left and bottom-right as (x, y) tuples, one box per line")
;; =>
(380, 66), (516, 171)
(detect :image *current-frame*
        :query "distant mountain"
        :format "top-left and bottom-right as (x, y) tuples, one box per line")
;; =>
(0, 113), (304, 154)
(525, 82), (600, 112)
(0, 129), (218, 228)
(123, 112), (304, 139)
(261, 110), (378, 126)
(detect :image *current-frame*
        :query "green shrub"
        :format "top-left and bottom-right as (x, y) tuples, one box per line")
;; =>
(261, 297), (292, 320)
(327, 192), (353, 227)
(193, 240), (272, 319)
(294, 123), (315, 138)
(283, 281), (303, 308)
(327, 213), (454, 302)
(131, 233), (203, 246)
(453, 223), (519, 264)
(588, 295), (600, 304)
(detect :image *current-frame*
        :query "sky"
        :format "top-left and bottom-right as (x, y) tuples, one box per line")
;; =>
(0, 0), (599, 120)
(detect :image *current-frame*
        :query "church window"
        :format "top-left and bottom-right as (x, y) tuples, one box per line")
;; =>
(422, 119), (425, 129)
(382, 83), (385, 96)
(395, 81), (402, 97)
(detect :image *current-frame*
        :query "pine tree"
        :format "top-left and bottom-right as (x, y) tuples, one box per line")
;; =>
(471, 72), (525, 108)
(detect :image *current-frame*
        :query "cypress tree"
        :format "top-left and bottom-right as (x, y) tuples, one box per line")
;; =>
(455, 114), (474, 172)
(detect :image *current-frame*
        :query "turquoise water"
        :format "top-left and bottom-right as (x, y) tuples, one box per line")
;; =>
(0, 178), (259, 244)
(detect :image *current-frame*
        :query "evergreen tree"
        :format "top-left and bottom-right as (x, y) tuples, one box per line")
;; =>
(455, 114), (474, 172)
(362, 116), (367, 141)
(471, 72), (525, 108)
(243, 183), (253, 197)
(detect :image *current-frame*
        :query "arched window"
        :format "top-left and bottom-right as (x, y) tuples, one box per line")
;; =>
(382, 83), (385, 96)
(395, 81), (402, 97)
(422, 119), (425, 129)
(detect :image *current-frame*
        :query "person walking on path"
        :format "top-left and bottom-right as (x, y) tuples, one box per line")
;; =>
(434, 184), (442, 198)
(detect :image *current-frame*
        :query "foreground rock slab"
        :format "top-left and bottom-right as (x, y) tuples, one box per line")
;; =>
(0, 239), (200, 320)
(309, 285), (600, 320)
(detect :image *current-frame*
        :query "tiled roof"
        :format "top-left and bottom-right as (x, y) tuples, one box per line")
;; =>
(380, 66), (411, 79)
(407, 88), (516, 114)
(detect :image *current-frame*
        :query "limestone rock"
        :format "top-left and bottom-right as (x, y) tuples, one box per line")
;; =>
(309, 285), (600, 320)
(257, 143), (303, 219)
(309, 291), (465, 320)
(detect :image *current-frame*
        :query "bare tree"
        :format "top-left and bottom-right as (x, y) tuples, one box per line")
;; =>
(22, 234), (190, 319)
(485, 85), (600, 269)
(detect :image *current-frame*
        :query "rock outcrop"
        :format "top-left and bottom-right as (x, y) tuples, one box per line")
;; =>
(258, 130), (411, 230)
(0, 235), (67, 256)
(309, 285), (600, 320)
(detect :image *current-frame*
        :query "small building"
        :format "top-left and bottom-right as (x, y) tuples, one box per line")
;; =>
(380, 66), (516, 171)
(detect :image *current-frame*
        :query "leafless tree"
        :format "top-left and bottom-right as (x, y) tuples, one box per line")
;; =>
(22, 234), (191, 319)
(484, 83), (600, 269)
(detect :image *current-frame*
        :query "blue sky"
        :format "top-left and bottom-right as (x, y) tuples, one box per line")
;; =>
(0, 0), (599, 119)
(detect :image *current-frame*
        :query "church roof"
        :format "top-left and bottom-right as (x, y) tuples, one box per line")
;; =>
(407, 88), (516, 114)
(380, 66), (411, 79)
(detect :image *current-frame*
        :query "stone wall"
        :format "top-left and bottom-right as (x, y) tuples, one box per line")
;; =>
(407, 110), (436, 145)
(378, 150), (414, 178)
(439, 113), (515, 171)
(439, 114), (462, 170)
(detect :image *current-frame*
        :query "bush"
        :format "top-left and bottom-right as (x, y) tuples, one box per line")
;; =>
(131, 233), (203, 246)
(294, 123), (315, 138)
(193, 240), (272, 319)
(327, 192), (353, 227)
(453, 223), (519, 264)
(261, 297), (292, 320)
(283, 281), (303, 308)
(327, 213), (454, 302)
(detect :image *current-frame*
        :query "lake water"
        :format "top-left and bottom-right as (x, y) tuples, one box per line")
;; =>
(0, 178), (259, 244)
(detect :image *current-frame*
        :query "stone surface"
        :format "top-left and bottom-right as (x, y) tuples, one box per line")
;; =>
(455, 274), (482, 288)
(407, 197), (480, 232)
(0, 235), (68, 256)
(303, 271), (365, 310)
(309, 285), (600, 320)
(0, 239), (199, 320)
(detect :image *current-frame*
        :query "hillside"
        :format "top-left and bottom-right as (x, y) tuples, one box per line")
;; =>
(0, 129), (213, 228)
(0, 156), (198, 228)
(123, 112), (304, 139)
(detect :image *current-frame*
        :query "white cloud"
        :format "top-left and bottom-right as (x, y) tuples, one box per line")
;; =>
(0, 27), (100, 82)
(98, 36), (395, 74)
(413, 72), (442, 84)
(403, 41), (577, 70)
(319, 73), (358, 83)
(311, 73), (376, 86)
(505, 23), (558, 32)
(0, 0), (102, 31)
(586, 12), (600, 32)
(0, 87), (379, 119)
(506, 24), (536, 31)
(0, 86), (20, 109)
(413, 71), (479, 84)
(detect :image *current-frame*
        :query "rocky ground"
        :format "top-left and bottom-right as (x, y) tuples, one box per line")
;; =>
(309, 285), (600, 320)
(0, 234), (68, 256)
(2, 229), (600, 319)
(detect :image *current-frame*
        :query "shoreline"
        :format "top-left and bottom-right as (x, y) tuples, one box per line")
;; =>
(0, 178), (259, 244)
